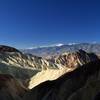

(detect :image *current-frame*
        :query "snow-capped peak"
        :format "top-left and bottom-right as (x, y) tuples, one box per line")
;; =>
(27, 43), (64, 49)
(55, 43), (64, 47)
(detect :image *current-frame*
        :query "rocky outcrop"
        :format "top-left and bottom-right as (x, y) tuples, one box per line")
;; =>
(0, 52), (58, 70)
(0, 45), (98, 74)
(54, 49), (98, 68)
(27, 50), (99, 89)
(0, 45), (59, 82)
(0, 45), (21, 53)
(0, 58), (100, 100)
(23, 59), (100, 100)
(0, 45), (100, 100)
(0, 45), (98, 89)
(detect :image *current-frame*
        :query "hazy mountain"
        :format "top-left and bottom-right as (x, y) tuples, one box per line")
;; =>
(21, 43), (100, 58)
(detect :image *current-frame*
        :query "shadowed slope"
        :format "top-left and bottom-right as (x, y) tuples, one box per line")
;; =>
(0, 74), (28, 100)
(28, 50), (99, 89)
(23, 58), (100, 100)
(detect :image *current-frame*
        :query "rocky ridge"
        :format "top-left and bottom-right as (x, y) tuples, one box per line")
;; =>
(28, 49), (99, 88)
(23, 59), (100, 100)
(0, 45), (99, 89)
(22, 43), (100, 58)
(0, 45), (100, 100)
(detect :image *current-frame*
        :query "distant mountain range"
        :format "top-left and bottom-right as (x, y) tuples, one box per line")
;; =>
(21, 43), (100, 58)
(0, 45), (100, 100)
(0, 45), (98, 88)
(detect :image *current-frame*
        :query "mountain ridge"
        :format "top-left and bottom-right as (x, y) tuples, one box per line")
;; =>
(23, 59), (100, 100)
(0, 45), (98, 89)
(0, 45), (100, 100)
(21, 43), (100, 58)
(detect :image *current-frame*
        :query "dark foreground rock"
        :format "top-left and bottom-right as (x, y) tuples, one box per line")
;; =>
(0, 74), (28, 100)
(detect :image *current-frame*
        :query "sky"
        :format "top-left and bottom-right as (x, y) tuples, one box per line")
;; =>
(0, 0), (100, 48)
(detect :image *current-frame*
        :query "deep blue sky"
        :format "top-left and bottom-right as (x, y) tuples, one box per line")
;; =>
(0, 0), (100, 48)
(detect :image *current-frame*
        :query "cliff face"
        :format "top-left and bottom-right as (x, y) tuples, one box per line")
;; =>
(23, 60), (100, 100)
(52, 49), (98, 68)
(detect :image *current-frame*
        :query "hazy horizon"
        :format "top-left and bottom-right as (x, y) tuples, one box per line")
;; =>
(0, 0), (100, 48)
(0, 42), (100, 49)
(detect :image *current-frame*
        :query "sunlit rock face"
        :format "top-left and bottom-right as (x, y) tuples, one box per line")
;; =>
(27, 50), (99, 89)
(54, 49), (98, 68)
(0, 45), (100, 100)
(0, 45), (98, 88)
(0, 45), (58, 70)
(28, 67), (75, 89)
(23, 59), (100, 100)
(0, 45), (60, 82)
(0, 45), (98, 74)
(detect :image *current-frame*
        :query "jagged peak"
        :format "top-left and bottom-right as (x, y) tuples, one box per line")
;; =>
(54, 49), (98, 68)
